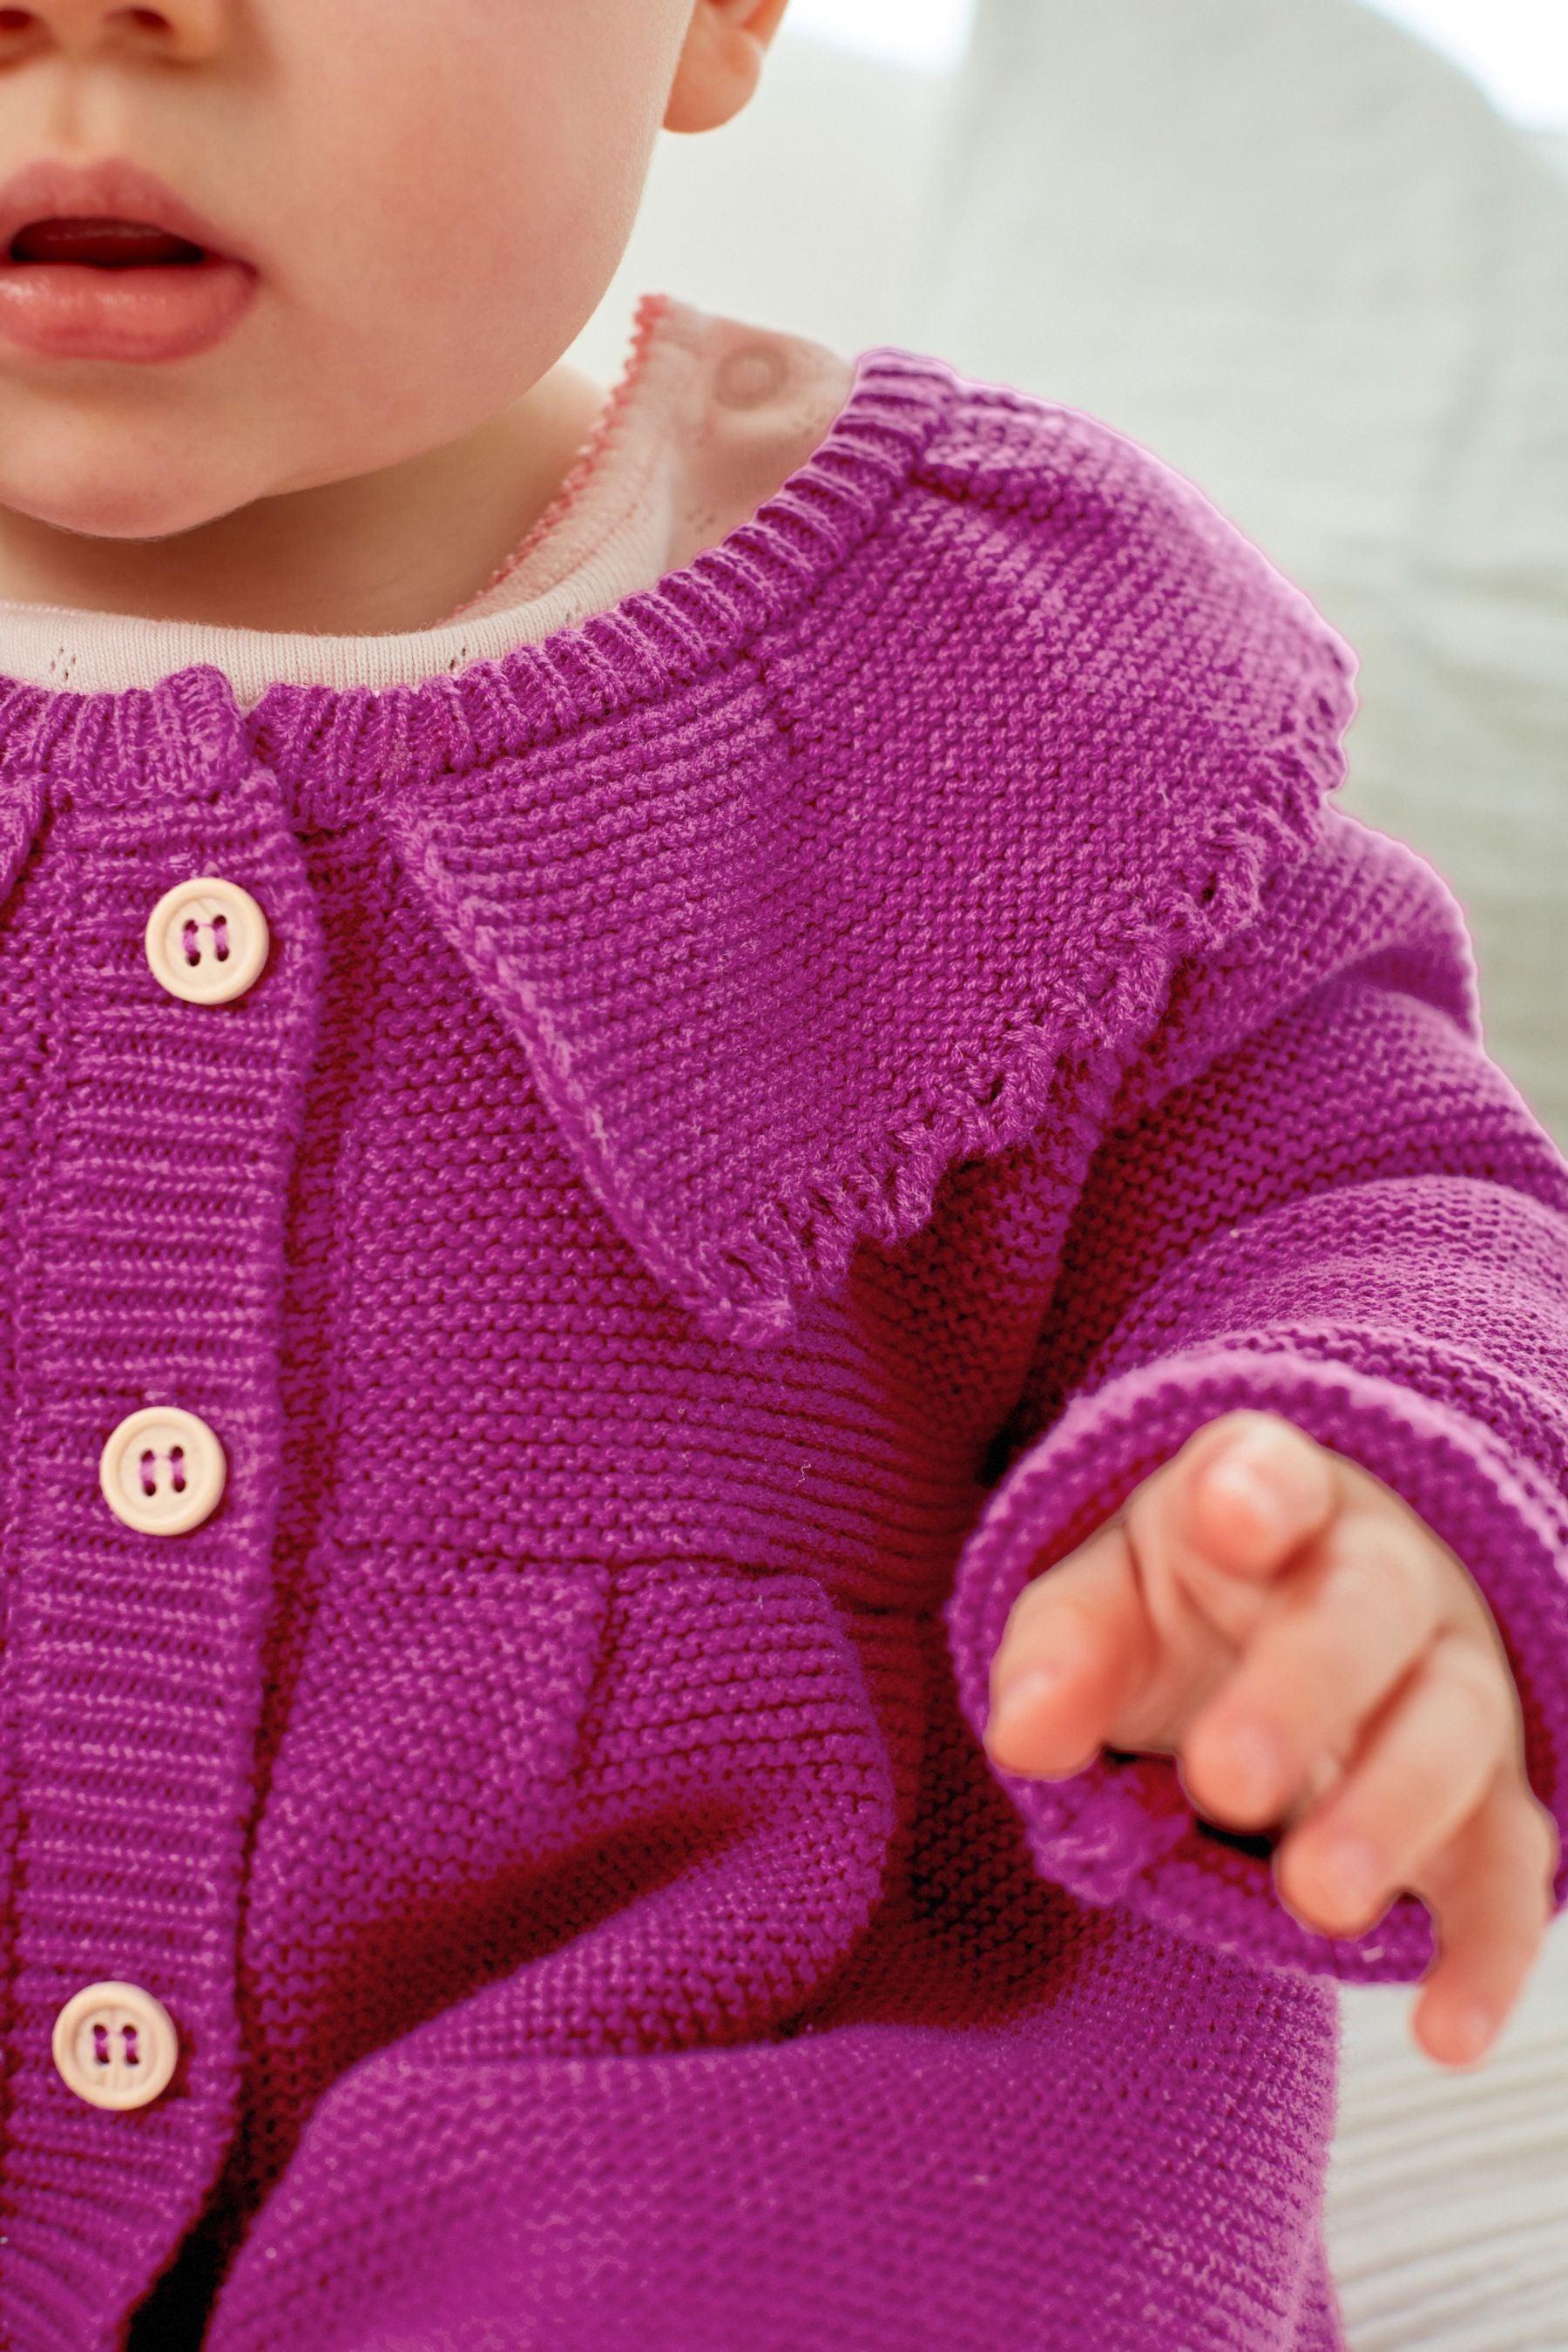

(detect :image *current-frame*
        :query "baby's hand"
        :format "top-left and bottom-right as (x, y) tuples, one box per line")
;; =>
(983, 1410), (1559, 2068)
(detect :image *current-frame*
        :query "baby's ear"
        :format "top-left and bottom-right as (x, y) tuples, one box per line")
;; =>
(663, 0), (791, 137)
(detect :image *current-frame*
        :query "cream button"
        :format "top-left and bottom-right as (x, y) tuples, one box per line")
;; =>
(145, 875), (270, 1005)
(99, 1406), (226, 1537)
(52, 1981), (179, 2112)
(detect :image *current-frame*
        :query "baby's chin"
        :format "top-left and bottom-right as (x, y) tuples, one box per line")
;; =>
(0, 417), (280, 544)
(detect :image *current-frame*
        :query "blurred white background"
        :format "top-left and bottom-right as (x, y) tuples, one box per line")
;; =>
(566, 5), (1568, 2348)
(1365, 0), (1568, 123)
(734, 0), (1568, 117)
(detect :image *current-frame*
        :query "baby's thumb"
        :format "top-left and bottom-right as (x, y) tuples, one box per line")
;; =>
(983, 1517), (1157, 1778)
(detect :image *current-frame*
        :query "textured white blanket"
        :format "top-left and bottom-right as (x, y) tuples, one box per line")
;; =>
(1327, 1918), (1568, 2351)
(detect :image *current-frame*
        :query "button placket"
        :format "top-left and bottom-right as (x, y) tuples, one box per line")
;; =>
(132, 871), (265, 1546)
(1, 681), (326, 2339)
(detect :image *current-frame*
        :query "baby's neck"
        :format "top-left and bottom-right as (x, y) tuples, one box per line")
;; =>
(0, 359), (605, 635)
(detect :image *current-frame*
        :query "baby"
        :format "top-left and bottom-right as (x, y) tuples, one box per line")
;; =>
(0, 3), (1563, 2349)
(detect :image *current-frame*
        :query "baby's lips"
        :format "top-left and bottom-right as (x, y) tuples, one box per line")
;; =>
(0, 152), (254, 272)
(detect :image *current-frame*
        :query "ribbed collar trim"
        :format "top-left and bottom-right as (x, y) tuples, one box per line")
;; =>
(0, 344), (956, 828)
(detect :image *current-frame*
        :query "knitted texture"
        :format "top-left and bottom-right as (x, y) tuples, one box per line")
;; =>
(0, 347), (1565, 2352)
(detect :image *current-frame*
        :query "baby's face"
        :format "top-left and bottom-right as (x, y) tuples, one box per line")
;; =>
(0, 0), (728, 545)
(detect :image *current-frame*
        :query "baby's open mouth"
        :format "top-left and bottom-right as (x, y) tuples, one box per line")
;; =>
(0, 207), (254, 362)
(7, 216), (207, 267)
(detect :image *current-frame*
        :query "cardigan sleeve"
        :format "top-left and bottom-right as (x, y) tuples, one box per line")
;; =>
(942, 805), (1568, 1984)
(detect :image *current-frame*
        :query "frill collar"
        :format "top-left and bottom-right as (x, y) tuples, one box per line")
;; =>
(0, 353), (1358, 1349)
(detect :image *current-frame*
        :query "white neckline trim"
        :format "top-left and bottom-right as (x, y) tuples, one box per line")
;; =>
(0, 293), (714, 711)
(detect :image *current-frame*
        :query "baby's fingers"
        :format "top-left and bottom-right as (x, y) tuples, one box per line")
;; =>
(1162, 1411), (1341, 1598)
(1275, 1631), (1514, 1936)
(1409, 1772), (1559, 2067)
(1186, 1503), (1447, 1832)
(984, 1520), (1154, 1778)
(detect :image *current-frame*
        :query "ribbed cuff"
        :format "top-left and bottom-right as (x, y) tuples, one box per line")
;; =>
(943, 1346), (1568, 1982)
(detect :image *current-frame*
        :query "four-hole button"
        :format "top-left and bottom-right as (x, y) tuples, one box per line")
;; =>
(99, 1405), (226, 1536)
(53, 1981), (179, 2112)
(145, 875), (269, 1005)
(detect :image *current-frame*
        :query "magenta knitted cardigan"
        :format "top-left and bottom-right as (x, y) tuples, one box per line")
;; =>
(1, 347), (1566, 2352)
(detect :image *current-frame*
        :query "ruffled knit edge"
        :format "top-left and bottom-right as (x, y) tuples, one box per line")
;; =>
(681, 619), (1356, 1350)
